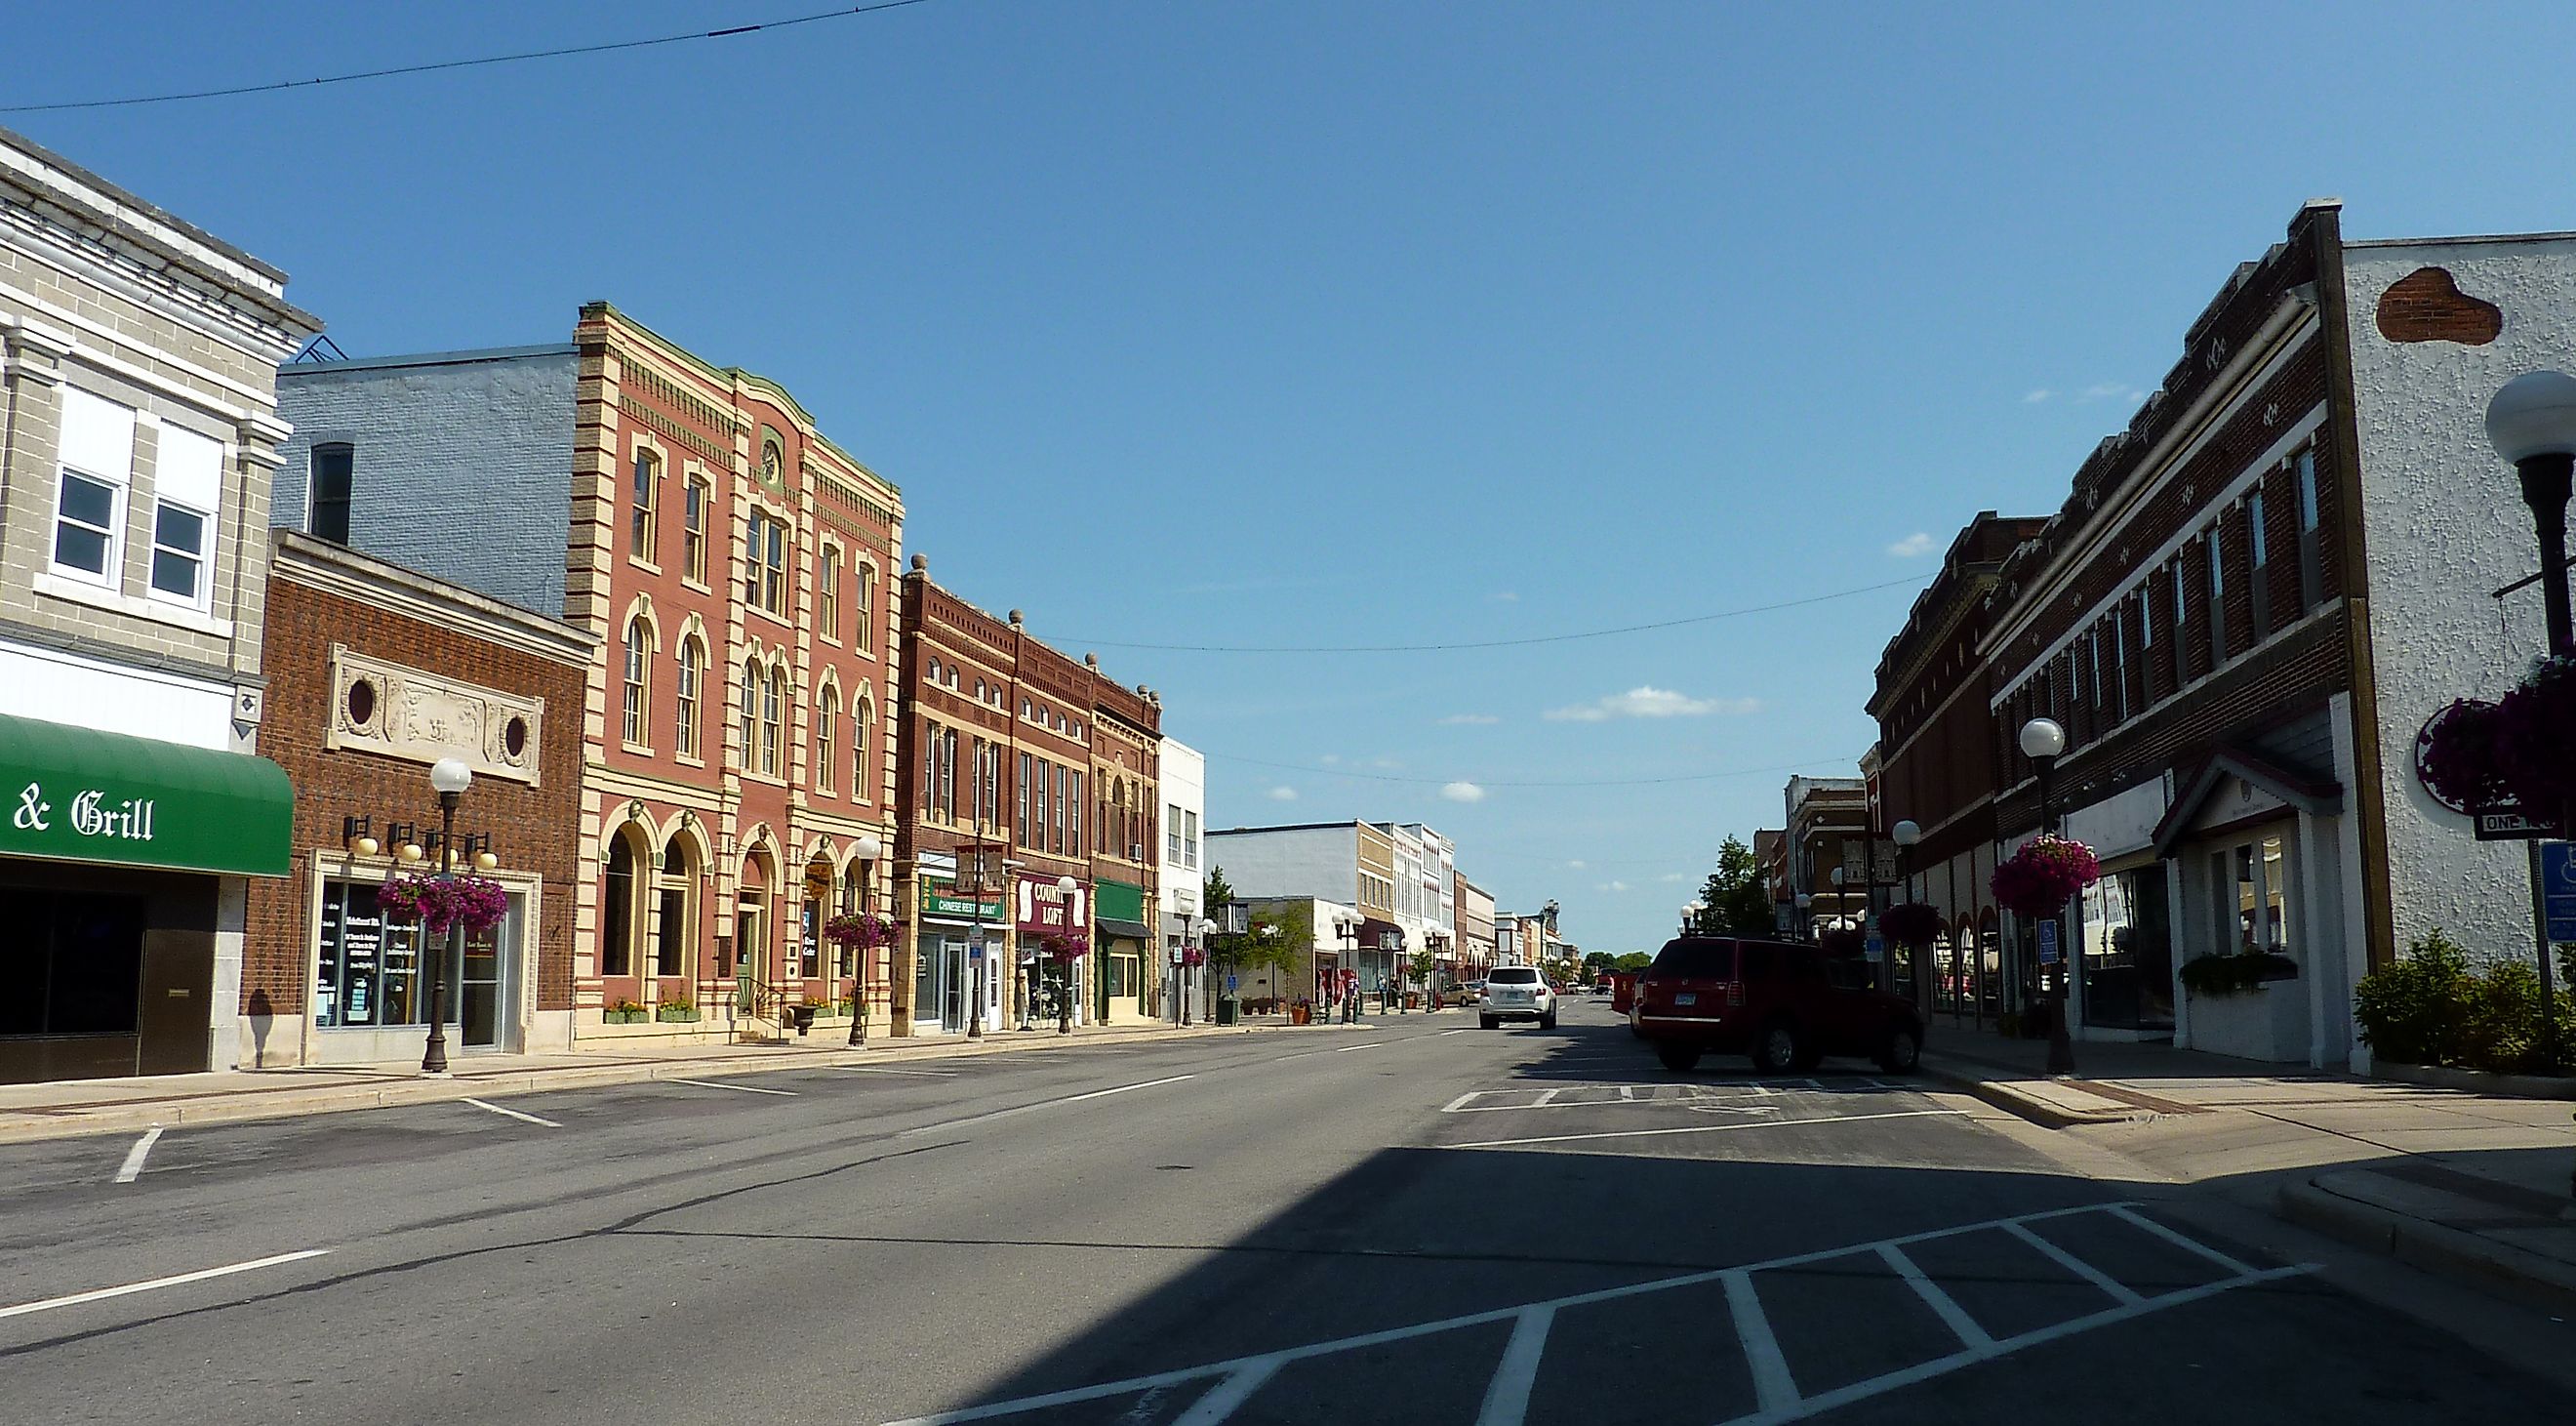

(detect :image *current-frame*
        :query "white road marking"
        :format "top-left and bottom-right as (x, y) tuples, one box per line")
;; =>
(1618, 1084), (1635, 1101)
(0, 1249), (333, 1322)
(666, 1078), (799, 1096)
(1332, 1041), (1386, 1053)
(1723, 1271), (1798, 1414)
(2002, 1219), (2143, 1305)
(900, 1075), (1194, 1137)
(2108, 1204), (2256, 1277)
(837, 1066), (959, 1078)
(1171, 1361), (1283, 1425)
(1440, 1091), (1480, 1113)
(1876, 1243), (1993, 1348)
(1437, 1028), (1474, 1036)
(112, 1126), (163, 1183)
(873, 1202), (2297, 1426)
(1529, 1088), (1560, 1107)
(461, 1097), (563, 1127)
(1442, 1108), (1965, 1150)
(1473, 1305), (1555, 1426)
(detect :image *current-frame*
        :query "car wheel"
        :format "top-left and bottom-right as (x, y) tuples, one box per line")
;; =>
(1480, 1015), (1499, 1031)
(1878, 1024), (1922, 1075)
(1540, 1011), (1558, 1031)
(1750, 1020), (1802, 1075)
(1654, 1041), (1701, 1073)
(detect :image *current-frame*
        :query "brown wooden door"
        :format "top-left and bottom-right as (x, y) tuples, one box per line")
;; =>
(136, 932), (213, 1077)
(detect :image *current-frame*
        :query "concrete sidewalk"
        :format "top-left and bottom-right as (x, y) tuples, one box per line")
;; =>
(1923, 1020), (2576, 1314)
(0, 1017), (1364, 1146)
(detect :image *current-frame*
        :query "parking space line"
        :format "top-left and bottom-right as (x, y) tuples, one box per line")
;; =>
(2107, 1205), (2256, 1277)
(1875, 1243), (1992, 1348)
(1438, 1028), (1474, 1036)
(2001, 1220), (2143, 1305)
(1442, 1108), (1965, 1150)
(837, 1067), (960, 1078)
(1618, 1085), (1634, 1101)
(1441, 1092), (1480, 1113)
(0, 1249), (332, 1322)
(461, 1097), (563, 1127)
(1473, 1305), (1555, 1426)
(666, 1078), (799, 1097)
(1173, 1361), (1282, 1425)
(1723, 1271), (1799, 1414)
(111, 1126), (163, 1183)
(1529, 1088), (1560, 1107)
(1332, 1041), (1386, 1053)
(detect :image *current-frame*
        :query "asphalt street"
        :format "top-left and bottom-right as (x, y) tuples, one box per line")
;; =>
(0, 998), (2562, 1424)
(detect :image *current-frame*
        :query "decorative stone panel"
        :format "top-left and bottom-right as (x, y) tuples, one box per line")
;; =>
(326, 645), (544, 785)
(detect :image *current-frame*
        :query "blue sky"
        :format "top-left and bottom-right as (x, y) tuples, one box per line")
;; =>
(17, 1), (2576, 956)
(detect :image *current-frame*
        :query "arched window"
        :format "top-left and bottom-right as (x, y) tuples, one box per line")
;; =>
(762, 666), (786, 776)
(622, 618), (650, 747)
(629, 448), (660, 563)
(816, 684), (839, 793)
(739, 660), (759, 771)
(853, 695), (873, 799)
(818, 544), (841, 642)
(602, 829), (645, 978)
(855, 562), (875, 653)
(674, 636), (704, 758)
(656, 837), (697, 979)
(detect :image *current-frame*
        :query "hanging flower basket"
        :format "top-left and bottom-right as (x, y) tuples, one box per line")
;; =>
(1990, 834), (2100, 919)
(1879, 901), (1945, 947)
(1181, 947), (1207, 967)
(2494, 655), (2576, 817)
(2414, 698), (2509, 815)
(823, 913), (897, 952)
(1819, 927), (1866, 958)
(1035, 928), (1087, 961)
(380, 869), (509, 937)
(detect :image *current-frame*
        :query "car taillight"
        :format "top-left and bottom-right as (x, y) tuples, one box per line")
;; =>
(1726, 982), (1744, 1008)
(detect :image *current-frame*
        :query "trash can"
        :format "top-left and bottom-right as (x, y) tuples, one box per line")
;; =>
(1215, 997), (1238, 1026)
(1290, 1001), (1312, 1026)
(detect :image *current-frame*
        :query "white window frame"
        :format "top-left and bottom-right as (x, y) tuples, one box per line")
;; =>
(144, 494), (214, 611)
(818, 541), (842, 645)
(51, 390), (135, 590)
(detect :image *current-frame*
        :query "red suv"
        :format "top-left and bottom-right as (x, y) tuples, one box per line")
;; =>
(1629, 935), (1923, 1075)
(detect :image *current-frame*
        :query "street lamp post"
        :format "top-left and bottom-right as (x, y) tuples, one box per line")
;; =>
(1891, 819), (1921, 998)
(2020, 716), (2075, 1076)
(1793, 891), (1813, 940)
(422, 757), (472, 1078)
(1056, 874), (1080, 1035)
(1680, 901), (1704, 936)
(1190, 916), (1214, 1025)
(2486, 374), (2576, 1102)
(966, 851), (1021, 1041)
(847, 833), (884, 1047)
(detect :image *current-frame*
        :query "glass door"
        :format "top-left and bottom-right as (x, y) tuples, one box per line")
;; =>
(459, 900), (514, 1049)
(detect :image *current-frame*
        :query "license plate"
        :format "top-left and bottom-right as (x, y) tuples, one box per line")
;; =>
(1673, 993), (1697, 1006)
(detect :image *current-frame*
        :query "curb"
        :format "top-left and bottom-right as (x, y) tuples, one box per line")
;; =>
(0, 1020), (1308, 1146)
(2372, 1059), (2576, 1101)
(1919, 1054), (2138, 1130)
(2277, 1178), (2576, 1317)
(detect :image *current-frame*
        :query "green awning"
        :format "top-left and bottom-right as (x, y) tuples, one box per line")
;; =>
(0, 712), (293, 877)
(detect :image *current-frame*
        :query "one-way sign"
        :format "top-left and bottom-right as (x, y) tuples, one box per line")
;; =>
(2476, 809), (2564, 841)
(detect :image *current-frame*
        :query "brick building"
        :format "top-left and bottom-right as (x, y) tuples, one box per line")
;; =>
(1876, 200), (2576, 1070)
(892, 561), (1158, 1036)
(0, 125), (316, 1083)
(274, 305), (904, 1044)
(245, 533), (591, 1066)
(1088, 671), (1162, 1023)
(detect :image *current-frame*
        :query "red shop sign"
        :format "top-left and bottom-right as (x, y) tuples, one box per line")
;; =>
(1014, 872), (1090, 935)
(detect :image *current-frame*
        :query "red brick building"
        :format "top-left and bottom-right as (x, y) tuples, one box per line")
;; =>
(892, 560), (1158, 1036)
(245, 532), (592, 1066)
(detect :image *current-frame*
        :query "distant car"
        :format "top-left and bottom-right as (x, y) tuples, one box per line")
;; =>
(1591, 981), (1614, 998)
(1629, 935), (1922, 1075)
(1460, 980), (1486, 1004)
(1480, 966), (1557, 1030)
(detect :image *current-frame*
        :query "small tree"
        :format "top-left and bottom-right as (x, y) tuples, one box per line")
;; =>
(1697, 835), (1776, 936)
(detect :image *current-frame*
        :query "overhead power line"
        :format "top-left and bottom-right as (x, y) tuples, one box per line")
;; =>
(1071, 576), (1926, 654)
(0, 1), (939, 114)
(1204, 752), (1849, 790)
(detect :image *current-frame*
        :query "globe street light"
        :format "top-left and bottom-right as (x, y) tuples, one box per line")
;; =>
(1890, 819), (1922, 998)
(2019, 717), (2075, 1076)
(1055, 874), (1080, 1034)
(1188, 916), (1215, 1026)
(2486, 371), (2576, 659)
(846, 832), (884, 1047)
(422, 757), (472, 1077)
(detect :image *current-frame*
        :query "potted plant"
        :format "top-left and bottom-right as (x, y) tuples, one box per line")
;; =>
(1990, 834), (2102, 920)
(823, 912), (897, 955)
(2494, 655), (2576, 819)
(379, 868), (511, 937)
(604, 998), (648, 1025)
(1879, 901), (1945, 949)
(656, 994), (700, 1023)
(792, 998), (823, 1034)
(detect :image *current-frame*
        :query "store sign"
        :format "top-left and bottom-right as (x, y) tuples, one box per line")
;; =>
(921, 888), (1002, 919)
(1015, 873), (1090, 935)
(2542, 842), (2576, 943)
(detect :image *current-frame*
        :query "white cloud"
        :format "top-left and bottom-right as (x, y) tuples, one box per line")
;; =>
(1438, 781), (1486, 803)
(1266, 786), (1300, 801)
(1438, 713), (1501, 726)
(1596, 879), (1631, 893)
(1658, 872), (1693, 883)
(2078, 381), (2147, 405)
(1369, 756), (1403, 770)
(1546, 686), (1761, 721)
(1567, 860), (1588, 871)
(2023, 388), (2053, 404)
(1886, 532), (1937, 558)
(1490, 591), (1520, 602)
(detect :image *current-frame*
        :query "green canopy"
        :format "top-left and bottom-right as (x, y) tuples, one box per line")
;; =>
(0, 712), (293, 877)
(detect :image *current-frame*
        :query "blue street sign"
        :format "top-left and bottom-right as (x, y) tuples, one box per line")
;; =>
(2036, 919), (2061, 965)
(1227, 974), (1240, 991)
(1864, 936), (1884, 963)
(2543, 841), (2576, 943)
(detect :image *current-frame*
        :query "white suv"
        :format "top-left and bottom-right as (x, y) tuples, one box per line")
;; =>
(1480, 966), (1556, 1030)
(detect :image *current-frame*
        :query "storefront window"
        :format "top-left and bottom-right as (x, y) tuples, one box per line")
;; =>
(2230, 835), (2292, 955)
(317, 877), (424, 1027)
(0, 888), (144, 1035)
(2080, 864), (2173, 1030)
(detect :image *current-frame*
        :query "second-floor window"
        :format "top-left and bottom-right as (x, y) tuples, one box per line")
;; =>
(855, 564), (874, 653)
(1167, 802), (1183, 862)
(675, 637), (704, 758)
(630, 449), (659, 563)
(853, 695), (872, 799)
(2206, 527), (2227, 663)
(2295, 449), (2323, 612)
(1185, 810), (1199, 869)
(147, 425), (221, 610)
(54, 388), (133, 586)
(622, 619), (650, 747)
(682, 475), (709, 584)
(761, 668), (785, 776)
(817, 686), (838, 793)
(738, 663), (758, 771)
(2249, 490), (2272, 635)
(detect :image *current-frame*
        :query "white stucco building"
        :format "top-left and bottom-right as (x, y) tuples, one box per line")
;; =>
(1156, 736), (1204, 1013)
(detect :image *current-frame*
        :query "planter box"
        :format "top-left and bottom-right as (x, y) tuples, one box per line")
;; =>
(2182, 981), (2305, 1063)
(602, 1008), (649, 1025)
(655, 1006), (701, 1023)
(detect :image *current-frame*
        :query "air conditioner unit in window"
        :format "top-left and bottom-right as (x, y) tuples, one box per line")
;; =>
(1131, 842), (1145, 860)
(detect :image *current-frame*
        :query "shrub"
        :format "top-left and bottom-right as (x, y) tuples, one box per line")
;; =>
(2463, 961), (2550, 1075)
(2352, 931), (2473, 1067)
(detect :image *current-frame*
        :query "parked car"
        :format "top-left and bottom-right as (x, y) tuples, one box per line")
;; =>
(1460, 980), (1486, 1004)
(1480, 965), (1557, 1030)
(1629, 935), (1922, 1074)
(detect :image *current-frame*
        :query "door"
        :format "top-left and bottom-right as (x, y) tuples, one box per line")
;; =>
(136, 925), (211, 1077)
(459, 904), (512, 1050)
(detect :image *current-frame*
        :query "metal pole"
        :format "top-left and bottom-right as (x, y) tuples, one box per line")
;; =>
(967, 844), (986, 1040)
(2036, 755), (2076, 1076)
(2517, 452), (2573, 657)
(423, 790), (458, 1076)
